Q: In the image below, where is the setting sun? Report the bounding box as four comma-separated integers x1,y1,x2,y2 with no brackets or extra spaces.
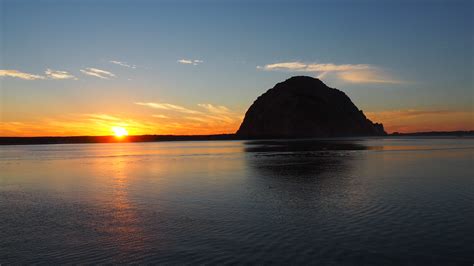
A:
112,126,128,137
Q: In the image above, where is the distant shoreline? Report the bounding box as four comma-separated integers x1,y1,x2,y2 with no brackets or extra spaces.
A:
0,131,473,145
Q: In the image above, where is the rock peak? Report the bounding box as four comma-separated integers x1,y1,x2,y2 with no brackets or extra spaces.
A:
275,76,328,90
282,75,325,83
237,76,386,138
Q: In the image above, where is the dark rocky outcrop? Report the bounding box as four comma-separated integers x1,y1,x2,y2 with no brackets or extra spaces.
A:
236,76,386,138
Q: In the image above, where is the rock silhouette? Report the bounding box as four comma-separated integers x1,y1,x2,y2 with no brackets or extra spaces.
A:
237,76,386,138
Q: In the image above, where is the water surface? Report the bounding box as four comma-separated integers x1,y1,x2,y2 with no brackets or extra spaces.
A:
1,138,473,264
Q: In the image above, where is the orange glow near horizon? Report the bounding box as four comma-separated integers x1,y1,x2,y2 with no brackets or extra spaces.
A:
365,109,474,133
0,109,472,137
0,112,243,137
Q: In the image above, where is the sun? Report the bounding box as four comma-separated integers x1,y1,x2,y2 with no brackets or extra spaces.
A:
112,126,128,138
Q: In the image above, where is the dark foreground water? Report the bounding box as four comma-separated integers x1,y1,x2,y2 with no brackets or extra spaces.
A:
0,138,473,264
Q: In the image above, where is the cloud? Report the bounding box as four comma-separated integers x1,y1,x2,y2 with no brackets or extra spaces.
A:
80,68,115,79
110,60,137,69
134,101,244,134
258,62,371,72
137,102,237,117
177,59,193,64
177,59,203,65
86,114,122,121
257,61,402,84
0,69,45,80
45,69,77,80
1,69,78,80
184,116,209,123
337,70,402,84
135,102,202,114
152,114,169,119
198,103,230,114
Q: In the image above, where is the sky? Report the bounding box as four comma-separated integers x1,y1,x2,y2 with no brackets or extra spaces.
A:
0,0,472,136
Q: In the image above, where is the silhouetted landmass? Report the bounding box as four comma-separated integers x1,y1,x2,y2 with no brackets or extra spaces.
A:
237,76,386,138
0,134,236,145
0,131,473,145
391,131,474,137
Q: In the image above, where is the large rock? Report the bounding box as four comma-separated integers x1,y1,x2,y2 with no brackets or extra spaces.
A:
236,76,386,138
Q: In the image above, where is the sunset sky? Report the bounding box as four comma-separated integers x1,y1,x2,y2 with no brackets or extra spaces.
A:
1,0,472,136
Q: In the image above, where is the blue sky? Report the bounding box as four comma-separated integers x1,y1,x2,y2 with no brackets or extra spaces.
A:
0,0,472,135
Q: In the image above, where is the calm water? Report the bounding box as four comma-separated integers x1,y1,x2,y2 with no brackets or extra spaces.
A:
0,138,473,264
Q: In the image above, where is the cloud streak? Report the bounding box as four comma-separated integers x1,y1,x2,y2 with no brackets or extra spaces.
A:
152,114,169,119
45,69,77,80
135,102,202,114
337,70,402,84
0,70,45,80
177,59,203,65
257,61,402,84
110,60,137,69
80,68,115,79
1,69,78,80
258,62,371,72
198,103,230,114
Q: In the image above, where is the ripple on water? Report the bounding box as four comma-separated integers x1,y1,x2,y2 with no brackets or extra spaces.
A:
1,139,473,264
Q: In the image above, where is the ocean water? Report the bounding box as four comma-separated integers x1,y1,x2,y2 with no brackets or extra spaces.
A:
0,138,473,264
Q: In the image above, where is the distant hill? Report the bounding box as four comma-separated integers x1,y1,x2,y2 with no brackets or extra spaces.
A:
390,131,474,137
237,76,386,138
0,134,236,145
1,131,472,145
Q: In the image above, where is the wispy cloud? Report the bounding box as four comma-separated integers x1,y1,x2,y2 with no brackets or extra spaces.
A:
258,62,371,72
45,69,77,80
0,70,45,80
198,103,230,114
177,59,193,64
86,114,122,121
135,101,244,134
110,60,137,69
338,70,402,84
177,59,203,66
1,69,79,80
135,102,202,114
257,61,403,84
80,68,115,79
152,114,169,119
